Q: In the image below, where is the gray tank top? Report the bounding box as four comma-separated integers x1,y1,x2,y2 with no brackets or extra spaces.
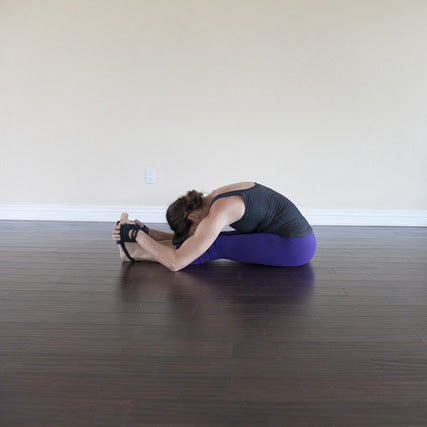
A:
210,183,312,239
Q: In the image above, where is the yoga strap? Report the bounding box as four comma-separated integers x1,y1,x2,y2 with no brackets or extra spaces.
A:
120,242,136,262
116,221,139,262
115,221,148,263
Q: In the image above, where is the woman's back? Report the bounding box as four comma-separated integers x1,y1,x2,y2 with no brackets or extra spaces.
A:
210,183,312,239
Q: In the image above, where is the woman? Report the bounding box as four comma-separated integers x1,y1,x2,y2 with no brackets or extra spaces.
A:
112,182,316,271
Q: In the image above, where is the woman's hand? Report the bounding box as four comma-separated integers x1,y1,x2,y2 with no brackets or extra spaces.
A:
112,223,121,243
134,219,145,229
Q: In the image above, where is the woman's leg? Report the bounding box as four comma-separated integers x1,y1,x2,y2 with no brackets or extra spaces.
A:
187,232,317,267
116,220,316,266
118,240,175,262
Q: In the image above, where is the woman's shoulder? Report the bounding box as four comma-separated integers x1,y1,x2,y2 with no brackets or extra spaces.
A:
205,182,256,222
209,182,256,199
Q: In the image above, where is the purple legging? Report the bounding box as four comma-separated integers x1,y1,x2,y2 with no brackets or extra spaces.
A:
181,231,316,267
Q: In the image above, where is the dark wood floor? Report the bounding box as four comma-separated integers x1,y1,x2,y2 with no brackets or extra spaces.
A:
0,221,426,426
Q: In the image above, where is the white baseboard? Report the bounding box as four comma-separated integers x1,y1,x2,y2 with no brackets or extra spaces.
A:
302,209,427,227
0,205,167,223
0,205,426,227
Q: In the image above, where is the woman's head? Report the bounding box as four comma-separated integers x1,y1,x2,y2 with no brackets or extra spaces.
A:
166,190,205,245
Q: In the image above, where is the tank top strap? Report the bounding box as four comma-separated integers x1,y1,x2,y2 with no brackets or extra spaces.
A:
209,190,242,207
209,183,259,207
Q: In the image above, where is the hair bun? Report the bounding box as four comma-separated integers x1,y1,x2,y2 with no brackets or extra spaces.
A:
185,190,203,212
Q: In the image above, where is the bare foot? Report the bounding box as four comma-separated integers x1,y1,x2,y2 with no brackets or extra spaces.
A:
120,213,129,223
113,213,139,262
112,213,135,244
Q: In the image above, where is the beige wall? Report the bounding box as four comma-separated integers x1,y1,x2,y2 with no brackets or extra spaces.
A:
1,0,426,210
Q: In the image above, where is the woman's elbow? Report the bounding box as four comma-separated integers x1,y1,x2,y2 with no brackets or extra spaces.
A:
165,258,188,272
166,263,179,272
166,263,186,272
165,250,192,271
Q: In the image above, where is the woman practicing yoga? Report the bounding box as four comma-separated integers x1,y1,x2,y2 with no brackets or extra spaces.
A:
112,182,316,271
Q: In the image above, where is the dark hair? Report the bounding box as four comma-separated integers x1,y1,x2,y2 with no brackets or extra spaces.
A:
166,190,204,245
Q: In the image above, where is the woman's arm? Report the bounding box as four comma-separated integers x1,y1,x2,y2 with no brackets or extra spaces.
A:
135,203,233,271
134,220,174,241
